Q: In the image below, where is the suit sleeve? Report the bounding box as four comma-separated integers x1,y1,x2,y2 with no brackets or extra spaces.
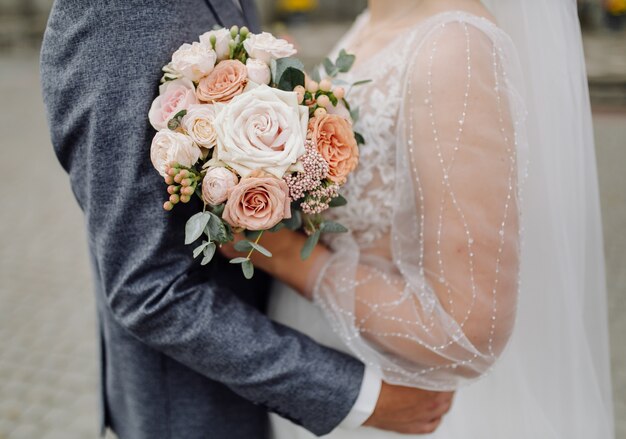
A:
39,1,363,435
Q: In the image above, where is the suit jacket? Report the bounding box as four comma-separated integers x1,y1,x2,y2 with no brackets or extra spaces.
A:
40,1,364,438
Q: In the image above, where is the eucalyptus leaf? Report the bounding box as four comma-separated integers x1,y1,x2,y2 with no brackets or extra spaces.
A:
310,68,321,83
283,210,302,230
207,213,230,244
321,221,348,234
193,241,210,258
234,240,253,252
336,49,356,73
250,242,272,258
201,243,217,265
229,257,249,264
273,57,305,85
211,203,225,216
268,222,285,233
329,194,348,208
323,58,338,77
185,212,212,245
354,132,365,145
242,260,254,279
301,230,321,260
351,79,373,87
350,107,360,124
277,67,305,92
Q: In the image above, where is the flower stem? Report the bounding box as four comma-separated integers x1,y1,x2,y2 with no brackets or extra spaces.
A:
246,230,264,260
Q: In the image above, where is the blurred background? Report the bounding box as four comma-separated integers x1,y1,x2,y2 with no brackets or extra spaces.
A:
0,0,624,438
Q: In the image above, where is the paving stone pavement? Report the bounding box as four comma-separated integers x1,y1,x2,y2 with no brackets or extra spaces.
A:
0,39,625,439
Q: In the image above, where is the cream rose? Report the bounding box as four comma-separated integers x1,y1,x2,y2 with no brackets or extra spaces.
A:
246,58,271,85
199,28,232,60
201,167,238,205
243,32,297,64
182,104,219,148
150,130,202,177
148,78,198,131
222,176,291,230
171,42,217,82
308,114,359,184
196,60,248,103
214,84,307,178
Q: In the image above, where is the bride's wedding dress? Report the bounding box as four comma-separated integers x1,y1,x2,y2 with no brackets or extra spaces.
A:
270,6,614,439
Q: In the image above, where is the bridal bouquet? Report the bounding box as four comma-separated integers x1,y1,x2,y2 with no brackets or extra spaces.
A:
148,26,366,278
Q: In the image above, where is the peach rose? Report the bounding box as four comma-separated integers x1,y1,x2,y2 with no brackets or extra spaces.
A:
196,60,248,103
222,176,291,231
308,114,359,184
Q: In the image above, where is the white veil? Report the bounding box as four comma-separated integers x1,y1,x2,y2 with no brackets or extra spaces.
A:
475,0,615,436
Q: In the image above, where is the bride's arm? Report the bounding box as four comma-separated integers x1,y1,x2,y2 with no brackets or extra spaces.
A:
227,20,521,389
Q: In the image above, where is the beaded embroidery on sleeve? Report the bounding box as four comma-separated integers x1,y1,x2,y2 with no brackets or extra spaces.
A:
313,12,524,390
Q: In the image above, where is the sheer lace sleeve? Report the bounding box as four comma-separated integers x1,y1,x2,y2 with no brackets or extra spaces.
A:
313,16,524,390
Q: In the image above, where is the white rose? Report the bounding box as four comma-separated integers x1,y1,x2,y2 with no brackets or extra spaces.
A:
182,104,219,148
214,84,307,178
171,42,217,82
199,28,232,61
150,130,202,177
243,32,297,64
202,167,239,205
246,58,271,85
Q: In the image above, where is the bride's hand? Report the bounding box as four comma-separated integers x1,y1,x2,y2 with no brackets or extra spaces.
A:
219,228,331,299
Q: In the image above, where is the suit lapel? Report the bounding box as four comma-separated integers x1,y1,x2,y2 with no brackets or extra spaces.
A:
205,0,245,28
239,0,261,32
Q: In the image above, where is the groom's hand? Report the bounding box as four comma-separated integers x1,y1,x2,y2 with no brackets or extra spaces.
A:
364,382,454,435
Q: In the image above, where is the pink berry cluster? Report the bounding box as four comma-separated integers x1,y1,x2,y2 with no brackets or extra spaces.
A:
162,163,200,211
284,139,329,201
300,183,340,215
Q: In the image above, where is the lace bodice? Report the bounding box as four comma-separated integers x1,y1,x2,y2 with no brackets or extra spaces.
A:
313,11,526,390
324,12,409,247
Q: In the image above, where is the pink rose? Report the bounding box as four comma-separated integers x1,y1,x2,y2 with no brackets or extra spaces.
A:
148,78,198,131
222,176,291,231
196,60,248,104
202,167,238,205
308,114,359,184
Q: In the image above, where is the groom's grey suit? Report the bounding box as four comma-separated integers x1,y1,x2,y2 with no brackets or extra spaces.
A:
40,1,364,438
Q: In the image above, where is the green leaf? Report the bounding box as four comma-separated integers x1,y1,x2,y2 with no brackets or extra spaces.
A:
193,241,210,258
269,222,285,233
283,209,302,230
185,212,212,245
273,57,305,85
350,107,360,124
242,260,254,279
351,79,373,87
310,68,321,83
249,242,272,258
234,240,253,252
329,194,348,208
167,109,188,131
323,58,338,77
211,203,225,216
328,93,338,106
301,230,321,260
336,49,356,73
207,213,230,244
277,67,305,92
354,132,365,145
321,221,348,233
201,243,216,265
229,257,249,264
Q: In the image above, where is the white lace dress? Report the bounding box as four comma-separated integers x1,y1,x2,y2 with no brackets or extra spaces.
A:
269,10,530,438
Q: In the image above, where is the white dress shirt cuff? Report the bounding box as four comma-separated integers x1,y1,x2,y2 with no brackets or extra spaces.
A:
338,366,382,429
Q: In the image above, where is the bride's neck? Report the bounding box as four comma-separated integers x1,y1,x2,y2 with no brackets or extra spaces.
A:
368,0,426,24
